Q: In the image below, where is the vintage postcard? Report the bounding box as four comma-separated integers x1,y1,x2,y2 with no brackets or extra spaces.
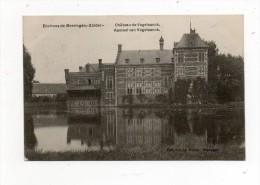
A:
23,15,244,160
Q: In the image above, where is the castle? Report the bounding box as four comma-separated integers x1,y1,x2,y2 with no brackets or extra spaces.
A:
64,27,208,107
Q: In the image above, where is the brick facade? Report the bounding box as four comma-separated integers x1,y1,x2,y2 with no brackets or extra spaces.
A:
115,64,174,105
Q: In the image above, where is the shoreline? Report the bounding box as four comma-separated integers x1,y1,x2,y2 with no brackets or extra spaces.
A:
24,101,244,109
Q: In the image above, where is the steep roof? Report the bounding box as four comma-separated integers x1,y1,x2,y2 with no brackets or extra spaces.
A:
80,63,100,72
175,33,208,48
89,64,99,71
32,83,67,94
117,50,174,65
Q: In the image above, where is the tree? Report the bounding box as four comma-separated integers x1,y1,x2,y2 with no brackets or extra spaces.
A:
193,77,208,103
214,54,244,103
204,40,244,103
174,79,191,104
24,114,37,150
205,40,219,96
23,45,35,102
204,40,219,58
155,94,168,104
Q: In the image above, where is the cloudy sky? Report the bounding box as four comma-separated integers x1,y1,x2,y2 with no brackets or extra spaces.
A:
23,15,243,83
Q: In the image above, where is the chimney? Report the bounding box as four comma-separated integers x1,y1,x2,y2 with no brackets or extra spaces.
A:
118,44,122,52
64,69,69,75
79,66,82,71
85,64,90,72
159,36,164,50
64,69,69,83
98,59,102,69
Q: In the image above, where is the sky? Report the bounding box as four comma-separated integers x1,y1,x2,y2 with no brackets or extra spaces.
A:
23,15,243,83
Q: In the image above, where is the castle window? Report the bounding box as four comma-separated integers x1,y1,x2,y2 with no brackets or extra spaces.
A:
127,88,133,94
106,92,114,99
126,82,134,94
106,76,113,89
95,78,100,85
154,88,161,94
140,58,145,63
87,78,91,85
90,77,95,85
178,53,184,63
133,81,164,95
199,53,205,62
171,58,174,63
198,66,205,75
177,67,184,76
144,82,152,94
136,82,142,94
125,59,129,63
156,58,160,63
136,88,142,94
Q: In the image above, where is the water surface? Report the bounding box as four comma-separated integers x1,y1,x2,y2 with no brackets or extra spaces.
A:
24,106,245,159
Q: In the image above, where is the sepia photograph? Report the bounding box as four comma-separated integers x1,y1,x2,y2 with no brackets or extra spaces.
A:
23,15,245,161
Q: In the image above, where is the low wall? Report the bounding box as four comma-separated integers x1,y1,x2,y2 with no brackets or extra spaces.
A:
117,94,170,106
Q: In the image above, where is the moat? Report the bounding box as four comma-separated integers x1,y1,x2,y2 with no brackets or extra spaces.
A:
24,106,245,160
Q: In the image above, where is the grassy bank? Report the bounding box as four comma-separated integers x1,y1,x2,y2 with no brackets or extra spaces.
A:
118,103,229,109
25,146,245,161
24,102,67,113
25,102,66,108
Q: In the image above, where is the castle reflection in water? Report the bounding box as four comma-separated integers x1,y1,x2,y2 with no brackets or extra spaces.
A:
58,107,244,151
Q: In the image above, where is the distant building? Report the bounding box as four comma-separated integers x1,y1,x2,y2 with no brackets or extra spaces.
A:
64,26,208,107
32,83,67,97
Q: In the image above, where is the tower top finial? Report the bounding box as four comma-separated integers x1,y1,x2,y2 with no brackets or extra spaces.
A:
189,17,196,34
190,17,192,32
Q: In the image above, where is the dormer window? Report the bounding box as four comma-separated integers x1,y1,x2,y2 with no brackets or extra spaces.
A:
188,40,194,47
156,58,160,63
140,58,145,63
125,58,129,63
